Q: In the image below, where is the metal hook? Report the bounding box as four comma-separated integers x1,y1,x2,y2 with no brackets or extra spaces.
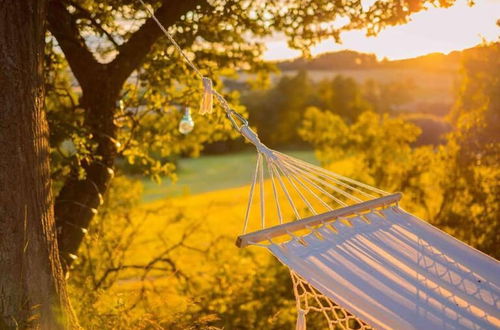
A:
226,109,248,131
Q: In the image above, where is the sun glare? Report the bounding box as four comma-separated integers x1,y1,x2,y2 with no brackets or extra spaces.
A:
264,0,500,61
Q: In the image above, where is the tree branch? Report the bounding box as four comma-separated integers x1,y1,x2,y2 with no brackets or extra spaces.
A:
68,0,120,48
109,0,206,85
47,0,103,89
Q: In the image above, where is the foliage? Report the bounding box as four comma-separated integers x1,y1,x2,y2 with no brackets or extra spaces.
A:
300,108,422,189
362,78,415,114
69,176,301,329
243,70,315,146
315,75,373,121
432,43,500,256
299,43,500,258
45,0,456,187
45,54,243,185
45,45,94,188
68,176,151,328
244,71,416,147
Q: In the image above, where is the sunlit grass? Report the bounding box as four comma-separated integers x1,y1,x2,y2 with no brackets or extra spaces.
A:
140,150,318,202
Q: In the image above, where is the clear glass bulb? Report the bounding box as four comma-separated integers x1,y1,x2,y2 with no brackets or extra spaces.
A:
179,107,194,134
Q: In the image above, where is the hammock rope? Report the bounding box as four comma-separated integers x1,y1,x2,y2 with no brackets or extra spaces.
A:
139,3,500,329
239,141,391,234
138,0,203,79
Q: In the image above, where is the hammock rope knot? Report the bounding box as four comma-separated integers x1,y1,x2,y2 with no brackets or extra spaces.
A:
240,125,277,161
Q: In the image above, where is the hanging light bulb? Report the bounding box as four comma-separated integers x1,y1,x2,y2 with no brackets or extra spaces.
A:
178,107,194,134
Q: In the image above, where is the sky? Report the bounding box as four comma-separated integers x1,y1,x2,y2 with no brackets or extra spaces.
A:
263,0,500,61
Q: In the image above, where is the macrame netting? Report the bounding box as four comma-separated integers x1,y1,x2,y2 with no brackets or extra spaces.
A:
291,271,371,330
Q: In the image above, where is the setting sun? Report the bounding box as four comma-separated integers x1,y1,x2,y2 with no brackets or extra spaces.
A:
264,0,500,61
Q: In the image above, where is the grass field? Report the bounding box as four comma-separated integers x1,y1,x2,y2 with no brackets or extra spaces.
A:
141,150,318,202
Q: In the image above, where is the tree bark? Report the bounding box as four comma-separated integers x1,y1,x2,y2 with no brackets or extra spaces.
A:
0,0,78,328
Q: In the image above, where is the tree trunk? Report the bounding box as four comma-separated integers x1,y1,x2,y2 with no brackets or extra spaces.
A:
46,0,203,271
55,70,118,270
0,1,78,328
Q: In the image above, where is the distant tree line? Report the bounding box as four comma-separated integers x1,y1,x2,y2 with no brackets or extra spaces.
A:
240,70,419,148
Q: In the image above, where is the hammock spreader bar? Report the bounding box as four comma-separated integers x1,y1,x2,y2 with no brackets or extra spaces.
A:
236,192,402,248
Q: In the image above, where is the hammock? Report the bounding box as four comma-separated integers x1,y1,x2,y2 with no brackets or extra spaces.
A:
274,208,500,330
138,4,500,328
235,128,500,330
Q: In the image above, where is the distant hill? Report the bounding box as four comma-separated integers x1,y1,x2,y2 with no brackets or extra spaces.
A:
276,45,492,72
278,50,379,71
382,51,462,72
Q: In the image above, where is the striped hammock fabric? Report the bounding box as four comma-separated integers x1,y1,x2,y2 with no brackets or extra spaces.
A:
267,206,500,330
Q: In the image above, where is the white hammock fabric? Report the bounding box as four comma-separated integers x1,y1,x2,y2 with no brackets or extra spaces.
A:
268,207,500,330
233,127,500,330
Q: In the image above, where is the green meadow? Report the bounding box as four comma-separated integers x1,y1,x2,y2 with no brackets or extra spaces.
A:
140,150,318,202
